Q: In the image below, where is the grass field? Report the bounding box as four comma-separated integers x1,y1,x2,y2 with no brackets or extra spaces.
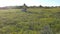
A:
0,8,60,34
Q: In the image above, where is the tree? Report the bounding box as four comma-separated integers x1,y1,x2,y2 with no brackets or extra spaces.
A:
23,3,28,8
39,5,43,8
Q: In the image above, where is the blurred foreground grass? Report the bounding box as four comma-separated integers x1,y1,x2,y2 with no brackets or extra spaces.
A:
0,8,60,34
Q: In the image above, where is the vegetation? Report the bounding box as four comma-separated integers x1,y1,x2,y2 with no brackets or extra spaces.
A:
0,8,60,34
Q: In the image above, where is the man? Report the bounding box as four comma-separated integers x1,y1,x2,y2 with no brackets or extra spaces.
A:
22,3,27,12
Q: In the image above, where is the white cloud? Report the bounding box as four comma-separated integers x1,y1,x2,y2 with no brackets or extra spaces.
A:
0,0,40,7
0,0,60,7
0,0,22,7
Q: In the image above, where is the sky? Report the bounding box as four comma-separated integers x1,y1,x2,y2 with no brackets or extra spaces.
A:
0,0,60,7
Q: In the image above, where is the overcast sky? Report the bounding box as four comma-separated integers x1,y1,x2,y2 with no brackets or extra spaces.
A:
0,0,60,7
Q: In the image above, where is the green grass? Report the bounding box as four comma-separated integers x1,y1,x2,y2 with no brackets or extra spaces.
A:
0,8,60,34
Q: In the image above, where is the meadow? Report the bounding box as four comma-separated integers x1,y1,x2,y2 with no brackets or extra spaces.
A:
0,8,60,34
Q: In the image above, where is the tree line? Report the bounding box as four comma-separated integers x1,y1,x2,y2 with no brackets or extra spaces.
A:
0,4,60,9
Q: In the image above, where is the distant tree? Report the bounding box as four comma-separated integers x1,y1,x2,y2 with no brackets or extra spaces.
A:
44,6,50,9
32,6,37,8
23,3,28,8
39,5,43,8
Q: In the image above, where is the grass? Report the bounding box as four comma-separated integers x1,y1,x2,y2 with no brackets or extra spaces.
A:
0,8,60,34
